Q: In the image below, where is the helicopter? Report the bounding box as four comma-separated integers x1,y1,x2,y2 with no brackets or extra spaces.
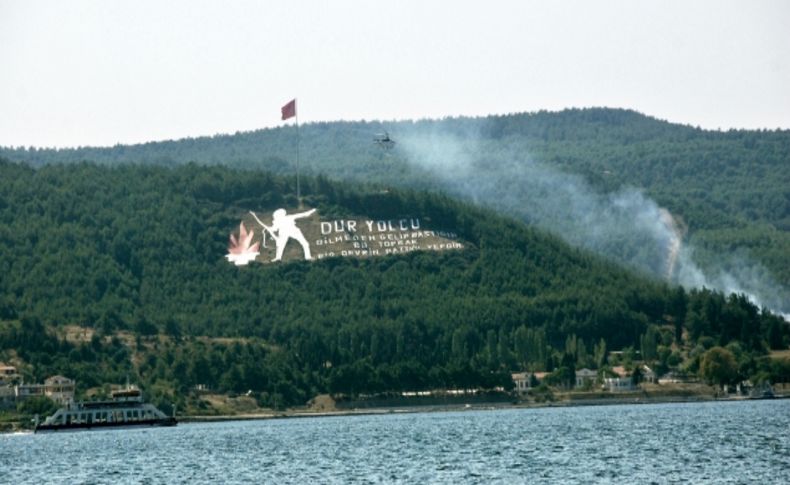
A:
373,131,395,149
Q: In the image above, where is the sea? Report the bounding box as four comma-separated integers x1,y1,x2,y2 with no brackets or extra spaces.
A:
2,399,789,484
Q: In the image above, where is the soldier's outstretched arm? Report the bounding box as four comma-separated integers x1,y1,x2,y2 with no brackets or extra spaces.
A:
293,208,317,219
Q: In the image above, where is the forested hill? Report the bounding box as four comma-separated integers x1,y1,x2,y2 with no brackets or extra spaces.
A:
1,160,787,409
2,108,787,231
2,108,788,303
0,160,658,343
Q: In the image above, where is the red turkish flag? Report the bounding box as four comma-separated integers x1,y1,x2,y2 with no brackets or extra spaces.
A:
281,99,296,120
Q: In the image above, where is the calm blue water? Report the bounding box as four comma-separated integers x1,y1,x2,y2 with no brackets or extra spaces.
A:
2,400,789,484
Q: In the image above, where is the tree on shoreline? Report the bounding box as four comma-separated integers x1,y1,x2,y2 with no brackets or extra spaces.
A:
700,347,738,390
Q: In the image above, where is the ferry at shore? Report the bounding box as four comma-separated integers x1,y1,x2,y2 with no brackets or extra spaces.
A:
34,386,176,433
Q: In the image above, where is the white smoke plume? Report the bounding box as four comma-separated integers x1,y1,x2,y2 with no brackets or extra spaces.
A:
396,129,789,319
659,208,682,280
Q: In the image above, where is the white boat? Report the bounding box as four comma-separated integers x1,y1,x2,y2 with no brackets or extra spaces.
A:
34,386,176,433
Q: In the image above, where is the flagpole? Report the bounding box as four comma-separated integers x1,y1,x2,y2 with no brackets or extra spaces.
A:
295,100,301,208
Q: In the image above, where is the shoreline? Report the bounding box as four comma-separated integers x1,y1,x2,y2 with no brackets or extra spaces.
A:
177,392,787,425
3,392,786,434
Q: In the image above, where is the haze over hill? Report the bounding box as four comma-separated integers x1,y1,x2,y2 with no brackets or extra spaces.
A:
3,108,787,316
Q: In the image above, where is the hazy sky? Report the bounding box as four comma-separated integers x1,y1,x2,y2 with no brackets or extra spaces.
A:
1,0,788,147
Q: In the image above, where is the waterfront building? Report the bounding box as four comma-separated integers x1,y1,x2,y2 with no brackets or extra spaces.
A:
575,368,597,388
14,375,76,405
512,372,532,393
603,377,635,392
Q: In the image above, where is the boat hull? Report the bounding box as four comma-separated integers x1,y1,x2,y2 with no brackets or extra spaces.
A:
35,417,177,433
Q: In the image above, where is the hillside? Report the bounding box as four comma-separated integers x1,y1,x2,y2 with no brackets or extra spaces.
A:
2,108,787,313
1,160,787,412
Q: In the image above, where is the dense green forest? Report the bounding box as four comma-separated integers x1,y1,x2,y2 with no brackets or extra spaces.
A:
2,108,787,311
1,160,787,410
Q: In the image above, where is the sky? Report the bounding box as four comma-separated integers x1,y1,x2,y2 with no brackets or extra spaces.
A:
1,0,789,148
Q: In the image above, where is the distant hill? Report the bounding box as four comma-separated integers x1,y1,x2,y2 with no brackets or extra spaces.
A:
2,108,787,311
2,160,786,409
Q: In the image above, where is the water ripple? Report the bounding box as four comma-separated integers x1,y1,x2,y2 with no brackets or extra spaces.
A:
2,400,790,483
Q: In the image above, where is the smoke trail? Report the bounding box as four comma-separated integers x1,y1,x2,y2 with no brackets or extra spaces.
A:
658,208,682,280
397,129,789,318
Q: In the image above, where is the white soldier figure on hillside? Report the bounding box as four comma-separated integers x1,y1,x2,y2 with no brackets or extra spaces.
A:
250,208,316,262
